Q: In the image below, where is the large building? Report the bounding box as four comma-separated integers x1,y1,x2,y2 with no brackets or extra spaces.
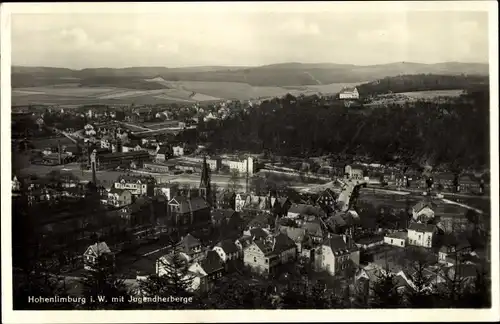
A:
93,150,151,170
339,87,360,100
114,175,156,196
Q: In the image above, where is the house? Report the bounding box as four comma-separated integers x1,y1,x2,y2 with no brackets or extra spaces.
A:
457,174,481,193
318,234,360,277
355,234,385,250
187,250,225,292
213,239,242,263
114,175,156,196
316,188,338,210
243,195,273,212
243,233,297,276
344,165,364,180
287,203,324,219
107,188,133,208
172,145,185,157
179,233,204,261
12,175,21,192
384,231,408,248
301,220,324,244
155,146,171,162
278,225,307,252
83,242,115,271
100,135,112,149
339,87,360,100
211,209,236,227
234,193,248,212
244,227,271,241
412,200,436,222
216,191,236,210
408,223,436,248
167,196,211,229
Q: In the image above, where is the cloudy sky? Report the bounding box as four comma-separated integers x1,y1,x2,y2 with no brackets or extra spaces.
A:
11,6,489,69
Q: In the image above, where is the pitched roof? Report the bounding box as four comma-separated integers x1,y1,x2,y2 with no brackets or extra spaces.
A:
87,242,111,256
408,222,435,233
278,225,306,243
248,212,271,228
108,187,130,195
288,203,324,217
216,239,240,254
302,221,323,237
180,233,201,251
385,231,408,240
237,235,253,249
254,240,274,256
413,200,437,213
157,146,170,155
340,87,358,93
249,227,270,241
170,196,209,213
211,209,236,222
356,234,384,245
200,251,224,274
324,234,358,253
276,197,290,207
273,233,297,253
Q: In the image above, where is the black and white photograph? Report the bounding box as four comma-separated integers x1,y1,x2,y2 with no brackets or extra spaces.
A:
1,1,498,323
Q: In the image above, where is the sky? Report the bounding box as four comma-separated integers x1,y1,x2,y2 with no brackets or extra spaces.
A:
11,7,489,69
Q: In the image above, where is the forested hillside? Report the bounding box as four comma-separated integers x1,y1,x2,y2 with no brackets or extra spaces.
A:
357,74,489,97
203,88,489,171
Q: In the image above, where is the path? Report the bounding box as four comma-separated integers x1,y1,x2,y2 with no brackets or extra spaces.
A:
304,71,322,85
441,198,484,214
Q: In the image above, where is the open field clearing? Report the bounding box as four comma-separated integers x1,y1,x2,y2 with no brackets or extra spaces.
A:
96,89,168,99
12,86,119,97
397,89,464,99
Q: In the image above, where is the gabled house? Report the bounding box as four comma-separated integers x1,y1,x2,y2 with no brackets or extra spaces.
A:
287,203,325,219
83,241,115,271
317,234,360,277
412,200,437,222
213,239,242,263
316,188,338,210
114,175,156,196
278,225,307,252
216,191,236,210
408,223,436,248
107,188,133,208
244,227,271,241
243,233,297,276
187,250,225,292
271,197,292,217
246,212,273,232
12,175,21,192
179,233,204,262
339,87,360,100
234,193,248,212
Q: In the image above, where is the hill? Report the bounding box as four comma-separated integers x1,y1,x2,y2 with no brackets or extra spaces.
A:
12,62,488,88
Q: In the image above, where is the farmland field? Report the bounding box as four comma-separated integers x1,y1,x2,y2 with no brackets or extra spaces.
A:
12,78,365,106
397,89,464,99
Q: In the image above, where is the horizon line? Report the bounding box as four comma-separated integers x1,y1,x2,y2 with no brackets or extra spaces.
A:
12,61,490,71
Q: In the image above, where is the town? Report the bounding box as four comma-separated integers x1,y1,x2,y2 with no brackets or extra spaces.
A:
11,83,491,309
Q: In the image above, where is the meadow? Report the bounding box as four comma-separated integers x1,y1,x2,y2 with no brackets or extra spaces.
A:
397,89,464,99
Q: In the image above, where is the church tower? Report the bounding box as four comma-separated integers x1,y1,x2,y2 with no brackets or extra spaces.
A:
199,155,212,206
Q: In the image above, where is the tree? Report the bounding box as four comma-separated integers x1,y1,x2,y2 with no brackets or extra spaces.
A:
139,243,196,309
370,271,401,308
78,256,132,310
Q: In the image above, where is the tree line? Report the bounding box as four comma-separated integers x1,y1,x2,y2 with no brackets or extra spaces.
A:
203,87,489,171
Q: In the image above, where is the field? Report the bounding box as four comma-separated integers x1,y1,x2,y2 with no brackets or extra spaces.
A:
12,78,363,106
397,89,464,99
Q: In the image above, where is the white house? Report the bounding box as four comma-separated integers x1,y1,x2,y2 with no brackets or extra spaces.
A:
234,193,248,212
172,146,185,157
221,157,254,175
408,223,435,248
318,234,360,276
213,239,242,262
12,175,21,192
114,175,152,196
339,87,360,100
107,188,132,208
384,231,408,248
412,201,436,222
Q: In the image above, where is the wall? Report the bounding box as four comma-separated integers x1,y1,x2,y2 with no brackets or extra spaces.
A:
408,230,433,248
384,236,406,248
320,245,336,276
243,243,269,274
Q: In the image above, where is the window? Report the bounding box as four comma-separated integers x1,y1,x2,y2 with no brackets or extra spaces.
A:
265,259,268,264
391,239,393,244
401,241,403,246
254,257,257,262
418,235,421,240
